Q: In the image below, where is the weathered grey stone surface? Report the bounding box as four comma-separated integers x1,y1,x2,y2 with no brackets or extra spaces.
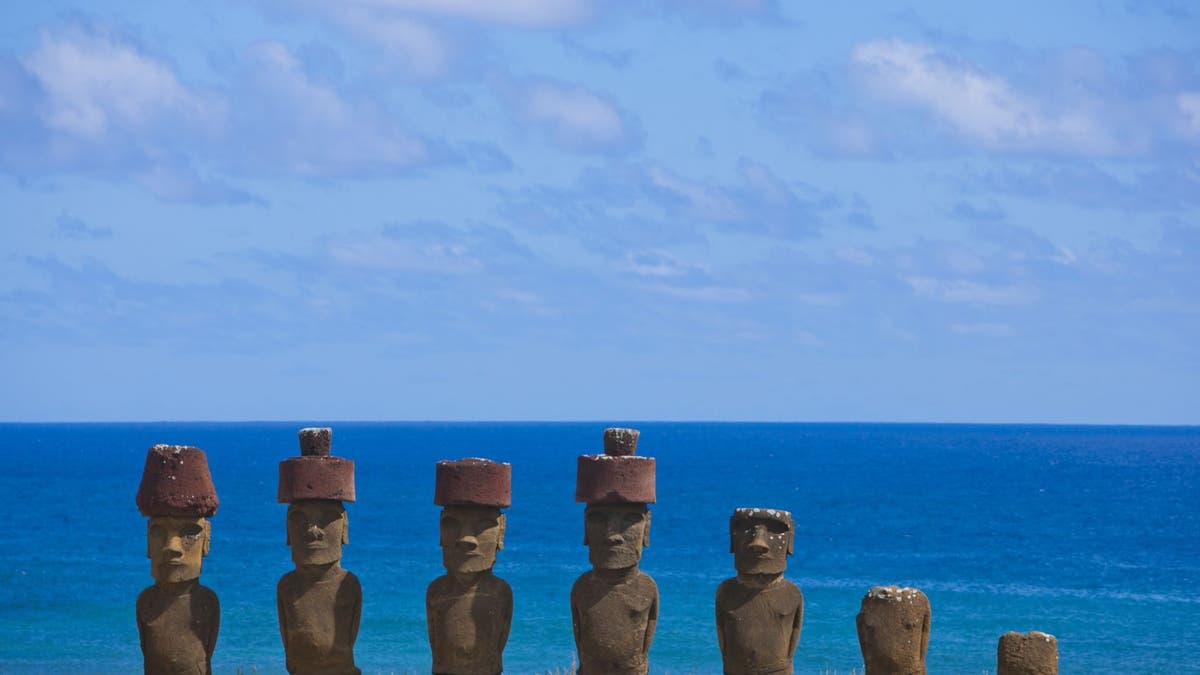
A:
856,585,930,675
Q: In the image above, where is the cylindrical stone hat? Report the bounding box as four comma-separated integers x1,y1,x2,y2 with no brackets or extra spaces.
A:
278,427,356,503
575,427,656,504
434,458,511,508
136,444,219,517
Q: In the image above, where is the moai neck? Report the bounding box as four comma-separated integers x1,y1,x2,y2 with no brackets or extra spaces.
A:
594,564,641,585
297,559,342,583
735,572,783,588
155,578,200,596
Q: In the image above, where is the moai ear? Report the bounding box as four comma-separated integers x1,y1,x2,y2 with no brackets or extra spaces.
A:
146,521,153,559
340,510,349,545
786,527,794,556
202,519,212,557
582,510,590,547
642,510,651,548
496,513,507,551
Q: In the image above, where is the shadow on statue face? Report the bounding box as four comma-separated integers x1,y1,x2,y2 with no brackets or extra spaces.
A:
730,513,792,575
439,505,505,574
287,499,347,567
147,516,210,584
584,503,650,570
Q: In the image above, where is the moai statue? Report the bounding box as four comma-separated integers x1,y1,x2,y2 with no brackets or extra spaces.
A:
135,444,221,675
426,458,513,675
715,508,804,675
997,631,1058,675
856,586,931,675
276,427,361,675
570,427,658,675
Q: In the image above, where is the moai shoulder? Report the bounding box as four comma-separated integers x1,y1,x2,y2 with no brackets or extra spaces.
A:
426,457,514,675
570,428,659,675
716,507,803,675
276,427,361,675
997,631,1058,675
135,444,221,675
856,585,931,675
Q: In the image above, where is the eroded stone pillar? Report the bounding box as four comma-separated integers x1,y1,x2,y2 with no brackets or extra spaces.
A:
135,444,221,675
570,427,658,675
716,508,803,675
426,458,513,675
276,427,361,675
856,586,930,675
997,631,1058,675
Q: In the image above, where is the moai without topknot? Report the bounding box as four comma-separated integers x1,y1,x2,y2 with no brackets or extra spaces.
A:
570,427,658,675
426,458,514,675
135,444,221,675
856,586,931,675
715,508,804,675
276,427,361,675
997,631,1058,675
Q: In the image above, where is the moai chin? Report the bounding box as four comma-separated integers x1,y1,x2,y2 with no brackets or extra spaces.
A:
426,458,513,675
570,427,659,675
997,631,1058,675
715,508,804,675
135,444,221,675
856,586,931,675
276,427,361,675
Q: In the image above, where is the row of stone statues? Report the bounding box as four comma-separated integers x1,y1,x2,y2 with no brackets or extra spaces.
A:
134,427,1059,675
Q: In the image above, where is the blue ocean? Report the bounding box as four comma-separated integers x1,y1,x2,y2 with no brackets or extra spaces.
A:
1,423,1197,673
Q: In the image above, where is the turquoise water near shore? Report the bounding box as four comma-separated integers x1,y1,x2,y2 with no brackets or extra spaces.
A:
1,422,1197,673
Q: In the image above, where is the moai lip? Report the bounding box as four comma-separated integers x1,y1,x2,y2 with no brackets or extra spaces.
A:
427,458,513,675
856,586,931,675
570,428,659,675
997,631,1058,675
717,507,804,675
135,444,220,675
276,427,362,675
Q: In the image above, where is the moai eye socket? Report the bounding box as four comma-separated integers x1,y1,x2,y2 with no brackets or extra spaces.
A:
765,520,788,535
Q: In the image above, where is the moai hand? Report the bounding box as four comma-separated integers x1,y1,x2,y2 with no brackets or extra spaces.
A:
856,586,931,675
570,428,658,675
135,445,221,675
715,508,803,675
426,458,513,675
276,427,361,675
997,631,1058,675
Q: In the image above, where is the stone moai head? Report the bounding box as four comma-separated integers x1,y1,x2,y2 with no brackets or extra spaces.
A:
278,427,355,567
434,458,511,574
730,508,793,576
997,631,1058,675
136,445,219,585
856,586,931,675
575,428,655,570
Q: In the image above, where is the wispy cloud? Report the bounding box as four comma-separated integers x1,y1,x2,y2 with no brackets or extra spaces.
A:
501,78,640,153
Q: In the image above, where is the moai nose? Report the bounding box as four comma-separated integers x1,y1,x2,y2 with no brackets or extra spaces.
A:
306,524,323,540
748,525,770,553
164,535,185,556
456,536,479,551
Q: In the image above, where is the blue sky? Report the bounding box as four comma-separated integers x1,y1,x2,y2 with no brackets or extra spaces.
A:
2,1,1197,423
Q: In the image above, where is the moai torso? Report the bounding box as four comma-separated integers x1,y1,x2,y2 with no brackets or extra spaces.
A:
136,582,219,675
135,445,221,675
716,508,803,675
997,631,1058,675
427,460,514,675
277,428,360,675
571,428,658,675
856,586,931,675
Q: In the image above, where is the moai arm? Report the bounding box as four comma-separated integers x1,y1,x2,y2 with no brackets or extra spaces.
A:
498,581,514,657
788,596,802,661
715,590,726,657
206,593,221,664
348,573,362,649
277,580,290,655
570,583,583,655
426,582,440,659
643,585,658,659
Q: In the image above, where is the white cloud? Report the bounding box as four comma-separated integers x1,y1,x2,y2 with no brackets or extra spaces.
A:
518,80,632,151
850,39,1119,155
344,0,591,27
21,26,220,140
1179,92,1200,139
308,4,452,78
951,322,1015,338
906,276,1034,306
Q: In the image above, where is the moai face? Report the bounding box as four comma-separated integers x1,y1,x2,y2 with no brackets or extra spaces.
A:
440,505,506,574
730,508,793,576
147,516,210,584
856,587,931,674
287,499,348,567
584,503,650,570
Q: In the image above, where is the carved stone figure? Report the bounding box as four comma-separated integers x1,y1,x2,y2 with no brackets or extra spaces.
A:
426,458,513,675
135,444,221,675
570,428,658,675
277,427,361,675
715,508,803,675
997,631,1058,675
856,586,931,675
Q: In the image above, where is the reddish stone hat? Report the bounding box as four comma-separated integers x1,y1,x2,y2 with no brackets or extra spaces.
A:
278,427,356,503
575,427,656,504
434,458,511,508
136,445,219,517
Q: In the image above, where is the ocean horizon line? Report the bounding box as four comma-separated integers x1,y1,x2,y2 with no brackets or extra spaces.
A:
1,418,1198,429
